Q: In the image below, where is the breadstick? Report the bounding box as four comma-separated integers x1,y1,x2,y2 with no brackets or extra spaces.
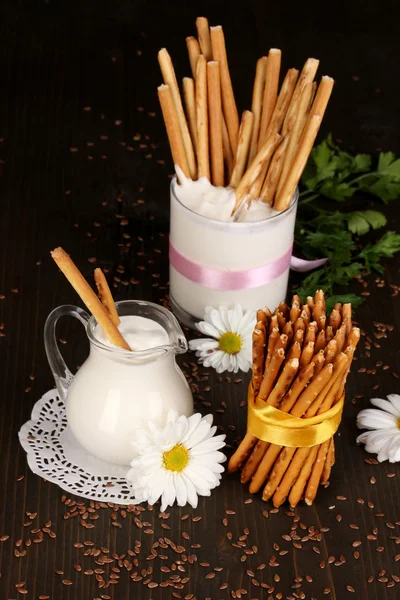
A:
288,445,319,507
321,438,334,485
324,339,337,364
328,308,341,331
274,114,322,211
228,432,258,473
158,84,190,179
252,324,266,396
305,322,317,345
306,75,334,127
196,17,212,61
248,56,268,165
241,440,269,483
210,26,239,153
264,358,299,408
291,363,333,417
265,68,299,139
222,116,234,179
183,77,197,153
258,49,281,149
260,136,289,204
279,361,315,413
262,446,297,501
300,341,315,368
315,329,326,352
230,111,254,187
195,55,210,180
51,248,130,351
249,444,283,493
304,440,330,505
158,49,197,179
342,304,352,336
232,133,281,213
186,36,200,79
278,82,314,196
265,326,280,369
312,349,325,375
258,348,285,402
94,268,120,327
282,58,319,135
207,61,224,186
272,447,311,507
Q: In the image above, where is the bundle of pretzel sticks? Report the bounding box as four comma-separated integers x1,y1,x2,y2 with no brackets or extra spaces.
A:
228,290,360,508
157,16,334,214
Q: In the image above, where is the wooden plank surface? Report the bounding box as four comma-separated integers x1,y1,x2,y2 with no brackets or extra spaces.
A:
0,1,399,598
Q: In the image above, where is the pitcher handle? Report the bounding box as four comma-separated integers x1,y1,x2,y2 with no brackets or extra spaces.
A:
44,305,90,401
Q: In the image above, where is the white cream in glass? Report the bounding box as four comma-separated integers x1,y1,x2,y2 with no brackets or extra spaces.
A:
169,175,298,326
44,300,193,465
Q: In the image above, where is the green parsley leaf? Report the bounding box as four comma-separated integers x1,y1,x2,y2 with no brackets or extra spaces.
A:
347,210,387,235
358,231,400,273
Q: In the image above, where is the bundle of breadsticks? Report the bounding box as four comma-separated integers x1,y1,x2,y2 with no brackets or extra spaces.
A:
228,290,360,508
50,247,129,350
157,16,334,213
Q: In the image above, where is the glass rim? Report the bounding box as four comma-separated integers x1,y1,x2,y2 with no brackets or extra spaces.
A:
86,299,174,358
170,175,298,229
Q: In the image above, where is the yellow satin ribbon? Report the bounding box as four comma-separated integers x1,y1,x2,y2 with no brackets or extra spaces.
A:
247,386,344,447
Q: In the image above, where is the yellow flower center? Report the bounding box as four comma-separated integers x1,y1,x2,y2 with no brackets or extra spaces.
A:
218,331,242,355
163,444,189,472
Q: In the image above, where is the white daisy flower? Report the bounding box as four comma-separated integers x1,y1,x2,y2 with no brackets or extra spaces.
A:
126,410,226,512
189,304,255,374
356,394,400,463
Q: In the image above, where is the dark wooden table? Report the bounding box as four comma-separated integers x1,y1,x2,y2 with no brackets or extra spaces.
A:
0,1,399,598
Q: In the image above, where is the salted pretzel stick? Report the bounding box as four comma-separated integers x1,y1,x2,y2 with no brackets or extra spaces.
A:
258,49,281,150
293,328,304,347
290,301,301,323
252,323,266,396
232,133,281,213
210,26,239,154
285,341,302,363
264,358,299,408
312,349,325,375
317,314,326,331
230,111,254,187
207,61,224,186
290,363,333,417
334,342,358,403
274,114,322,211
222,116,234,179
282,58,319,135
257,306,272,326
294,317,305,334
158,49,197,179
196,17,213,61
342,304,352,336
313,290,326,317
196,55,210,180
282,322,293,346
227,432,258,473
258,348,285,402
315,329,326,352
260,136,289,204
51,248,130,351
304,440,330,505
279,361,315,413
274,333,289,355
288,445,319,507
186,36,201,79
272,447,311,507
318,344,357,414
305,322,317,345
94,268,120,327
248,56,268,165
241,440,269,483
158,85,190,179
306,296,314,310
301,306,311,327
324,339,337,364
263,446,298,501
347,327,361,348
299,341,315,368
305,353,348,417
276,312,286,332
265,326,280,369
249,443,283,493
325,325,334,343
183,77,197,153
329,308,341,331
333,321,347,354
278,82,314,196
321,438,334,485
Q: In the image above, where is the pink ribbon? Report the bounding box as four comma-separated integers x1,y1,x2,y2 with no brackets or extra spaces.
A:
170,240,327,291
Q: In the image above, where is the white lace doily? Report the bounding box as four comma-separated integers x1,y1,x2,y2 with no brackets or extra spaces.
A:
18,389,136,504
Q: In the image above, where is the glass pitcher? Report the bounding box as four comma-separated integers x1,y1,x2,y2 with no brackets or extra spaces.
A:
44,300,194,465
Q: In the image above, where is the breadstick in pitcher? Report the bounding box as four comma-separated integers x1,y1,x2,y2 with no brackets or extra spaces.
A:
94,268,120,327
51,248,131,351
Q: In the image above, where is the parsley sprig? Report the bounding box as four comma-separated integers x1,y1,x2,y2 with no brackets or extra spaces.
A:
294,135,400,309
